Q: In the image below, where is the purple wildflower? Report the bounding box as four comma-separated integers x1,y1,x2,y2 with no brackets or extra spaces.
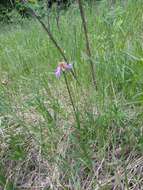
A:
55,62,73,78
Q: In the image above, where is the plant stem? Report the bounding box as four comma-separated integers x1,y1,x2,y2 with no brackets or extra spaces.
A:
63,73,80,128
77,0,96,88
32,11,68,62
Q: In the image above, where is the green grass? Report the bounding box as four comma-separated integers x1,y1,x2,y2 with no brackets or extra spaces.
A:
0,0,143,189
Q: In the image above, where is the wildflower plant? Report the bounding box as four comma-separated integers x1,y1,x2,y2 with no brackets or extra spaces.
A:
20,0,81,129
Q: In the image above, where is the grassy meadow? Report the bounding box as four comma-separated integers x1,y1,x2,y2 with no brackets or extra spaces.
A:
0,0,143,189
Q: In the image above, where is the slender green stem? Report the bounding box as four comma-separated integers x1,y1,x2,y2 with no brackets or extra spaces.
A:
63,73,80,128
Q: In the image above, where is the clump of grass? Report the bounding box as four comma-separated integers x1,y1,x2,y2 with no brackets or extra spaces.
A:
0,0,143,189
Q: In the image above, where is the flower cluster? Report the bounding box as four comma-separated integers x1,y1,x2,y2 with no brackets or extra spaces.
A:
55,62,72,78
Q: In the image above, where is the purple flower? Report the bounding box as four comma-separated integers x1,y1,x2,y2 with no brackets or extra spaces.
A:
55,62,73,78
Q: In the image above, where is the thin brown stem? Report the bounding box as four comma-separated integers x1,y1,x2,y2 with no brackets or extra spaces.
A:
77,0,96,88
32,11,68,62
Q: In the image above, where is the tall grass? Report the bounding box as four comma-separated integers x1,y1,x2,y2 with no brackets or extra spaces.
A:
0,0,143,189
